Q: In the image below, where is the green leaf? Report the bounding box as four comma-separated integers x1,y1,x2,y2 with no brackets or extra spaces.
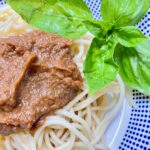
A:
5,0,93,38
114,40,150,95
84,38,118,94
83,20,112,38
101,0,149,27
113,26,147,47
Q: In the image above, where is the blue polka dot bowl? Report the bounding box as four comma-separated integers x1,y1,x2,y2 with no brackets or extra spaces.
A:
0,0,150,150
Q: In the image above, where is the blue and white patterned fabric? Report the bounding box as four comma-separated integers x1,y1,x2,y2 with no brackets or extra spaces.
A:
0,0,150,149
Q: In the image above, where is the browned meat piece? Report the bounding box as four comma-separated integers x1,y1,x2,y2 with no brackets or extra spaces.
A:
0,37,37,111
0,31,82,135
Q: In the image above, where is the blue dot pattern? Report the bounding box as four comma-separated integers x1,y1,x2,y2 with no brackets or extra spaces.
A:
84,0,102,20
119,90,150,150
137,10,150,37
1,0,150,150
0,0,5,5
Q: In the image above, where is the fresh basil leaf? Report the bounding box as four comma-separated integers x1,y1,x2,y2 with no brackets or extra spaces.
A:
84,38,118,94
5,0,93,38
83,20,112,38
114,40,150,95
101,0,149,27
113,26,147,47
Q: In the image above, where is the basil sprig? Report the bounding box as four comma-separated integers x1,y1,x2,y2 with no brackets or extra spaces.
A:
5,0,93,38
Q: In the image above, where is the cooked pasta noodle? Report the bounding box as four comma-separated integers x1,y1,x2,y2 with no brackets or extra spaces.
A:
0,6,32,37
0,6,125,150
